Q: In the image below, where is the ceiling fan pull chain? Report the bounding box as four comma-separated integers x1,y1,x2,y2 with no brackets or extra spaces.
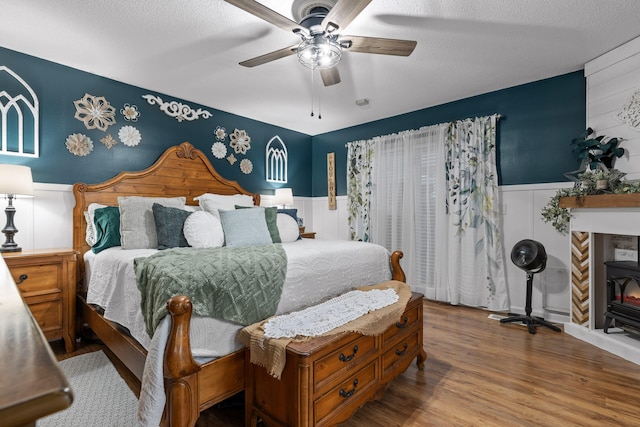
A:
318,82,322,119
310,66,315,117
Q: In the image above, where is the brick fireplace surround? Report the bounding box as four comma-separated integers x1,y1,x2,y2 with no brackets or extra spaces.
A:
560,194,640,365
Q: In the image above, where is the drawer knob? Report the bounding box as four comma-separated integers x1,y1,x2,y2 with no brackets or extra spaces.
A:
339,345,358,362
395,343,409,356
339,379,359,399
16,274,28,285
396,316,409,328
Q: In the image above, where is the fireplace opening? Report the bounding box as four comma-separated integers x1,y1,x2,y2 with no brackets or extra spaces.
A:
604,261,640,334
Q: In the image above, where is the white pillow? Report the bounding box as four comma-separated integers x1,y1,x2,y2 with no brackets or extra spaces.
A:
118,196,186,249
277,213,300,243
183,211,224,248
84,203,107,246
195,193,254,218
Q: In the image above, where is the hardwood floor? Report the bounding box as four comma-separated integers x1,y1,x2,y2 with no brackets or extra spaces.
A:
53,299,640,426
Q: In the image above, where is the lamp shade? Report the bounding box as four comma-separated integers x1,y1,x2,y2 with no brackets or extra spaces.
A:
274,188,294,206
0,165,34,196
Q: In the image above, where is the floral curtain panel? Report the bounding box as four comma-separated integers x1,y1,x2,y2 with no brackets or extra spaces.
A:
444,115,508,310
346,139,375,241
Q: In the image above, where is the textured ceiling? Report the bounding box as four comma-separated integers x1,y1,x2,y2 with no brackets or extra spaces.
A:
2,0,640,135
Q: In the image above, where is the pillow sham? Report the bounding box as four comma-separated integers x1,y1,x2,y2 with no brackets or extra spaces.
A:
236,205,280,243
152,203,193,250
118,196,186,249
277,208,298,223
92,206,121,253
195,193,254,218
84,203,107,246
183,211,225,248
277,213,300,243
219,207,272,247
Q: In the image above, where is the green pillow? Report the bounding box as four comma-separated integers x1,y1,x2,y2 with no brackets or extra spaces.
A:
235,205,281,243
152,203,193,250
92,206,121,253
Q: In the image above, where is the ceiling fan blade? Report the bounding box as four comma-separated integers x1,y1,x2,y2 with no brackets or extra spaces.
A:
320,67,341,86
239,45,298,67
225,0,306,34
322,0,372,32
341,35,417,56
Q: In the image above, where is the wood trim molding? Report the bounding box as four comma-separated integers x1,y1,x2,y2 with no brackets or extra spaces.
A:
559,194,640,209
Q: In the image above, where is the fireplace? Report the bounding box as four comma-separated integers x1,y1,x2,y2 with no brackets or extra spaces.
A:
604,261,640,334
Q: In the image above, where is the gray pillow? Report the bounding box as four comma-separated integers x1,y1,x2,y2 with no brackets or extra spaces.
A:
118,196,186,249
219,207,273,247
152,203,192,250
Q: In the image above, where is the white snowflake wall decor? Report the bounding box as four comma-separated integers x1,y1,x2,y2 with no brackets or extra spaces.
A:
118,125,142,147
100,134,117,149
73,93,116,131
229,128,251,154
240,158,253,174
215,126,227,141
616,89,640,131
211,141,227,159
142,94,212,122
121,103,140,122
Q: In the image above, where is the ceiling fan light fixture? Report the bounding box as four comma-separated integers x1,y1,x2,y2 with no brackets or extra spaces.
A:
297,37,341,70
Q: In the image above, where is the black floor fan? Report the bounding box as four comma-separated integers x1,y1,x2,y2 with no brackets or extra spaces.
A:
500,239,561,334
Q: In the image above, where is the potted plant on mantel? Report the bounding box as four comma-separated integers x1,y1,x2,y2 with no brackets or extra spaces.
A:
540,128,640,234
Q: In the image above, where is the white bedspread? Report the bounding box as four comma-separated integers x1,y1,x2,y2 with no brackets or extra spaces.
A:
83,239,393,427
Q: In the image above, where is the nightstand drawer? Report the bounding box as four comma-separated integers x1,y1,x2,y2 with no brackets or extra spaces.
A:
10,264,60,295
24,296,63,335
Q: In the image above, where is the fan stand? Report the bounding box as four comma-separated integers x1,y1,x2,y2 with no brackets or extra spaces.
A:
500,272,562,334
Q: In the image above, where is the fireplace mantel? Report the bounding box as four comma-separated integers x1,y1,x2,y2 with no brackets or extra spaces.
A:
560,194,640,209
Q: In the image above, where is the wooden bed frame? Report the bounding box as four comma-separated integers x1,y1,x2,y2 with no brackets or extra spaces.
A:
72,142,407,427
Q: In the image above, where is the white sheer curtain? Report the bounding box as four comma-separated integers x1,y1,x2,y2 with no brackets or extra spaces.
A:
369,124,448,294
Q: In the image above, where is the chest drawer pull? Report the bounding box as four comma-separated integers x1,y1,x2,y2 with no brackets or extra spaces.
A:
339,379,358,399
339,345,358,362
395,343,409,356
396,316,408,328
16,274,28,285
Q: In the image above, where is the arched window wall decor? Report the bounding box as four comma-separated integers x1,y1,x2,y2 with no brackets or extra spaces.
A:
266,135,288,183
0,66,39,157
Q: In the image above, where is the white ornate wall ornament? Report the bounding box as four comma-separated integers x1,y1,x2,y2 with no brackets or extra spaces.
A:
240,158,253,174
214,126,227,141
0,66,39,157
73,93,116,131
616,89,640,131
118,125,142,147
100,134,117,149
142,94,212,122
227,153,237,165
65,133,93,156
266,135,288,183
121,103,140,122
229,128,251,154
211,141,227,159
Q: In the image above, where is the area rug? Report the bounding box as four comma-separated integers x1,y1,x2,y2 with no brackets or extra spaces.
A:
39,350,138,427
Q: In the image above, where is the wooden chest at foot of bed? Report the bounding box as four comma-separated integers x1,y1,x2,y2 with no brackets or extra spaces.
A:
245,292,426,427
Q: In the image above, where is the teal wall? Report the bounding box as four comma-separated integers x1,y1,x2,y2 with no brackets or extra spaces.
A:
1,45,585,199
0,47,313,196
311,71,586,196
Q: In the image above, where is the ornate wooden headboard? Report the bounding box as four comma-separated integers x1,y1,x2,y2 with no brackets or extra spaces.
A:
72,142,260,273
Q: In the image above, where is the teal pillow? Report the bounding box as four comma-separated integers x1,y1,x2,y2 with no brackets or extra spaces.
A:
92,206,121,253
219,208,273,247
152,203,192,250
236,205,280,243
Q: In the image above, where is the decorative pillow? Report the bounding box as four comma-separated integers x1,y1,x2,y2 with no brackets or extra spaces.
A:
92,206,121,253
277,213,300,243
183,211,225,248
84,203,107,246
219,208,272,247
195,193,254,218
152,203,193,250
236,205,280,243
118,196,186,249
277,208,298,223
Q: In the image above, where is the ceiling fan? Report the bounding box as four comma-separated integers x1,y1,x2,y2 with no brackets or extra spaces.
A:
224,0,417,86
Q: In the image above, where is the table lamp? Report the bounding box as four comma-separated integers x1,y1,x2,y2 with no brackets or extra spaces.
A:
0,164,34,252
274,188,293,208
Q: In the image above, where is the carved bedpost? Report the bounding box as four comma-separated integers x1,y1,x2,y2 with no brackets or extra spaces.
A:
162,296,201,427
390,250,406,282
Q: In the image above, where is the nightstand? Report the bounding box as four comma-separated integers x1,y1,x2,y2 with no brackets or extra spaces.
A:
2,248,77,352
299,226,316,239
